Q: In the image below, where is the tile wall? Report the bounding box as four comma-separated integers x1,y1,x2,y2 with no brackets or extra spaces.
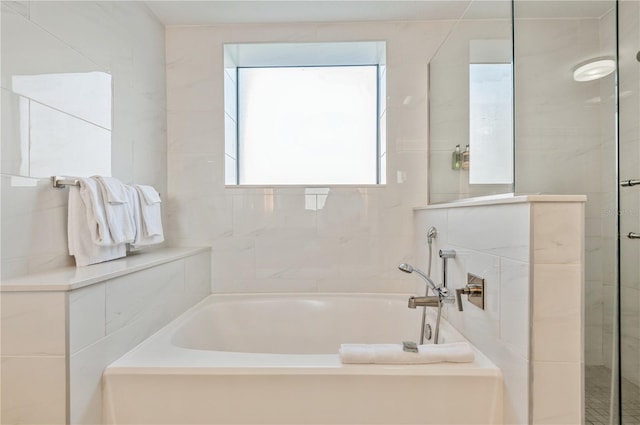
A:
166,20,456,293
0,1,167,278
0,248,211,425
415,197,584,425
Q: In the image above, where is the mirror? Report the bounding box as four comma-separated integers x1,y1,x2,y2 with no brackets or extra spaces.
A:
2,71,112,178
428,0,513,204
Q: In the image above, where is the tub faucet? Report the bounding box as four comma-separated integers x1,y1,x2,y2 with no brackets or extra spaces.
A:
398,263,454,344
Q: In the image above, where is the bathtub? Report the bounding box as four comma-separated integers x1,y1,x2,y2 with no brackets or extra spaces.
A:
103,293,502,424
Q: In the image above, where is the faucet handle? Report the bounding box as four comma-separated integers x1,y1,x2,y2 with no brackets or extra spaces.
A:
455,274,485,312
455,288,465,311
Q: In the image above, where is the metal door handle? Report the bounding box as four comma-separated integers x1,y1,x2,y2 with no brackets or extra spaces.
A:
620,180,640,187
627,232,640,239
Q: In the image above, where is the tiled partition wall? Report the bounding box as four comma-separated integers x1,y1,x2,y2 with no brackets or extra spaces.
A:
414,196,584,425
0,1,167,279
0,248,211,425
166,20,456,293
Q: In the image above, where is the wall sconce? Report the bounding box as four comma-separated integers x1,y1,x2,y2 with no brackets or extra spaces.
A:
573,57,615,82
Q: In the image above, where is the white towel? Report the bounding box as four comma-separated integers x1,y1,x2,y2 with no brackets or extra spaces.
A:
77,177,113,246
133,184,163,237
136,184,161,205
339,342,475,364
92,176,135,244
68,185,126,266
129,185,164,248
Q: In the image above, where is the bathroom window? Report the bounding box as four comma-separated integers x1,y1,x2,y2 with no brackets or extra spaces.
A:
224,42,386,186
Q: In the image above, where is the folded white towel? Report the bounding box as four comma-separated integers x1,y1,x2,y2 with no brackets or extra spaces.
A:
133,184,163,237
68,185,126,266
92,176,135,244
129,185,164,248
339,342,475,364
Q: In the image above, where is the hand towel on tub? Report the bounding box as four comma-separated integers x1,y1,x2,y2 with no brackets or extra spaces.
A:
68,182,126,266
92,176,135,244
339,342,475,364
129,184,164,248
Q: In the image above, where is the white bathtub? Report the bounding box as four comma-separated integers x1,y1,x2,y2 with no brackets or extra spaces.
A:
103,293,503,424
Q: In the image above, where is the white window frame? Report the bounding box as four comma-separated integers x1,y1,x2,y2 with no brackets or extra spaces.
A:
223,41,387,186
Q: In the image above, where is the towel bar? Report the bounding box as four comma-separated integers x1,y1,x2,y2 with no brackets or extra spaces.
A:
52,176,80,188
51,176,161,198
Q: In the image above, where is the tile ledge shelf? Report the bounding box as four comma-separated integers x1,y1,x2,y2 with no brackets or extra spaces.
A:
417,193,587,210
0,247,211,292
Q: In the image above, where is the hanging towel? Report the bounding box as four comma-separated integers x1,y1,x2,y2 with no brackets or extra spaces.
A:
129,185,164,248
133,184,163,238
77,177,113,246
338,342,475,364
68,184,126,266
92,176,135,244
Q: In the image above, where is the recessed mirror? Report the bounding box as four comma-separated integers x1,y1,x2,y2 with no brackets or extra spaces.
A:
428,0,513,204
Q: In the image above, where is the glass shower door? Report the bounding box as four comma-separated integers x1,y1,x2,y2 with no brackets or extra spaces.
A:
617,1,640,424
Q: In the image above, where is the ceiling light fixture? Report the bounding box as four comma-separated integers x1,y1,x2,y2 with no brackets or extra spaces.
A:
573,58,616,82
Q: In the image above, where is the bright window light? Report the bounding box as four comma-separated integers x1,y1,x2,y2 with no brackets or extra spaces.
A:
237,66,379,185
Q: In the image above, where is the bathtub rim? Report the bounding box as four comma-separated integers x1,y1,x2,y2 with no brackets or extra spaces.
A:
105,292,502,378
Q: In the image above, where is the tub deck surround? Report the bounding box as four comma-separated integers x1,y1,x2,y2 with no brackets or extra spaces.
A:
0,246,209,292
417,193,588,210
0,247,212,425
103,293,503,425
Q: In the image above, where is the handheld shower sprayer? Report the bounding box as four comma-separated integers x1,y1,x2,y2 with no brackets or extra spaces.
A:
398,263,439,292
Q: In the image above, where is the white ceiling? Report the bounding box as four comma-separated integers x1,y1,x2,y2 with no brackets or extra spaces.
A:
145,1,472,26
145,0,615,27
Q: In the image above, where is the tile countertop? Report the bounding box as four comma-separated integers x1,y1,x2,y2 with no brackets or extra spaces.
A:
417,193,587,210
0,247,210,292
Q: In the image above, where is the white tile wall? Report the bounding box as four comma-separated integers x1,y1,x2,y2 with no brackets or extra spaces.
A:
0,250,212,425
0,291,67,425
68,253,211,424
166,20,455,294
0,356,67,425
0,1,167,278
69,283,107,353
415,198,584,425
1,291,67,356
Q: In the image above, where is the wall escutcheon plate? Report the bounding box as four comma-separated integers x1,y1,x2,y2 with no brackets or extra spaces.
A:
466,273,485,310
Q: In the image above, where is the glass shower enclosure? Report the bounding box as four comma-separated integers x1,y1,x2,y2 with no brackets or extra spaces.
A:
514,2,639,423
428,1,639,423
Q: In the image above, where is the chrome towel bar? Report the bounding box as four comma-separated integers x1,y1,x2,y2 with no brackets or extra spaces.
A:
52,176,80,188
51,175,161,198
